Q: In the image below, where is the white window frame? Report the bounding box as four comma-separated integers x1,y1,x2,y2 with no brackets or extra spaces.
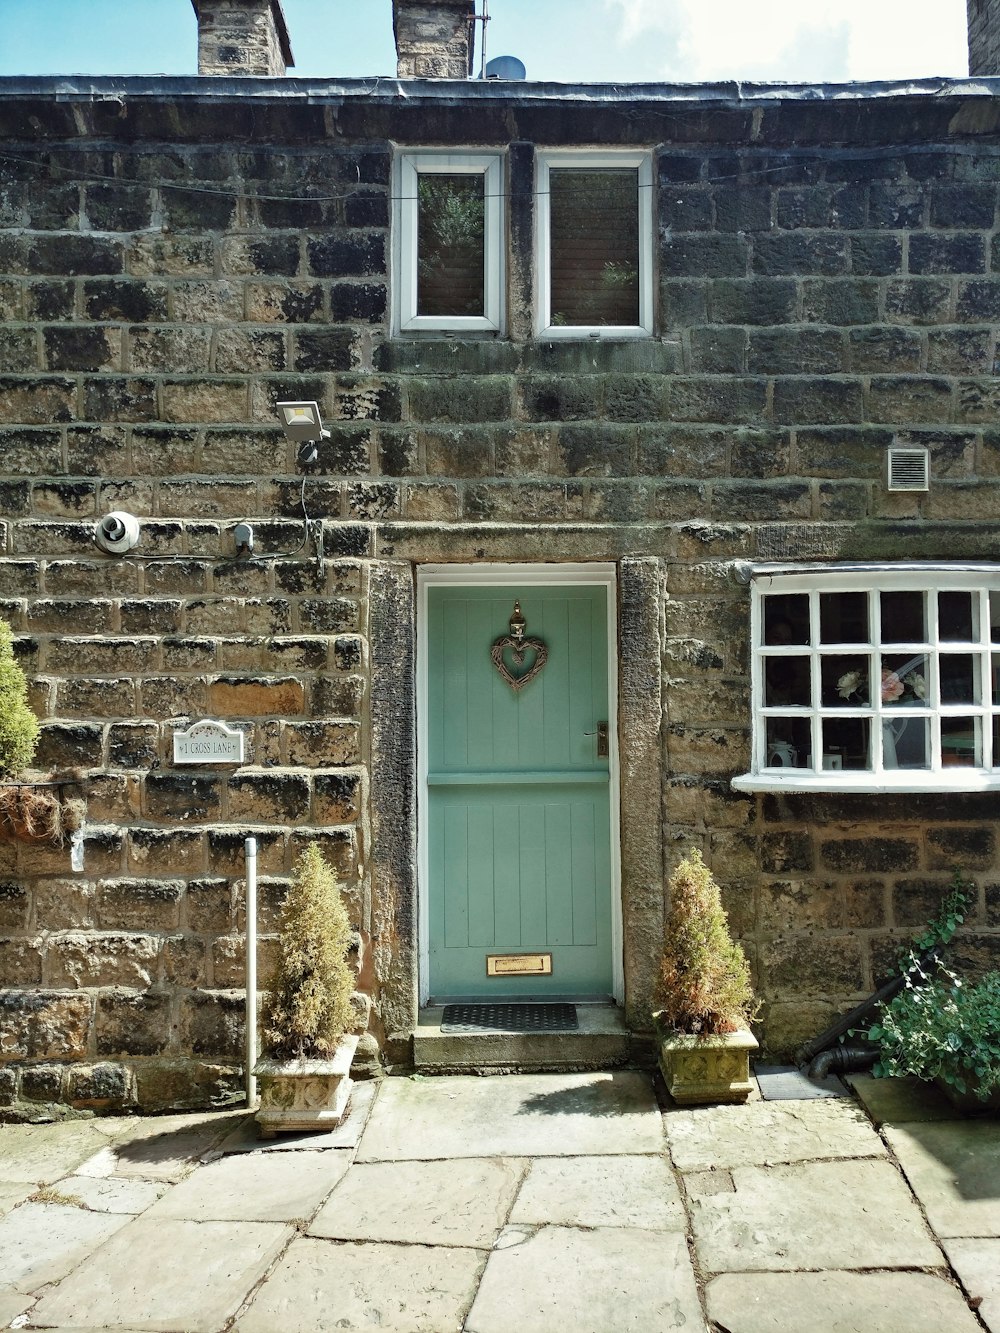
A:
534,149,653,340
733,562,1000,794
393,150,504,335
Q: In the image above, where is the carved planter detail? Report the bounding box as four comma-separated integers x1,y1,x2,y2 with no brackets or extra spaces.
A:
657,1027,758,1105
254,1034,359,1138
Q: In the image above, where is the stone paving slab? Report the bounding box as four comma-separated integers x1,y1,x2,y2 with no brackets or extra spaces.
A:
83,1114,248,1183
944,1238,1000,1333
144,1147,351,1222
57,1174,169,1214
508,1153,685,1231
690,1158,942,1273
357,1072,663,1161
664,1098,885,1171
754,1065,849,1100
0,1122,110,1186
846,1073,955,1125
309,1157,525,1248
0,1202,131,1293
212,1080,377,1156
884,1120,1000,1238
0,1286,33,1328
705,1271,981,1332
465,1225,704,1332
235,1236,485,1333
29,1217,293,1332
0,1181,34,1216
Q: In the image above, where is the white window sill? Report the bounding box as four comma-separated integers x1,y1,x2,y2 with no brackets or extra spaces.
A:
536,326,652,340
733,770,1000,794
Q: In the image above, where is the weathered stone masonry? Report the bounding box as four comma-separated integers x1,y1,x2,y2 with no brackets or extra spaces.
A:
2,76,1000,1109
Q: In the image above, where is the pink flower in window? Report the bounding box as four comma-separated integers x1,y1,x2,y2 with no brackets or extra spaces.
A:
881,668,905,703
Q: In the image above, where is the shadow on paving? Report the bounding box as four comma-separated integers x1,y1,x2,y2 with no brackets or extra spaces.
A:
112,1115,242,1167
515,1071,645,1118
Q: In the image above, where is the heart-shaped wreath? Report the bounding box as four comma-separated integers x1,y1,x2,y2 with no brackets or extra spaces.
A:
491,601,548,692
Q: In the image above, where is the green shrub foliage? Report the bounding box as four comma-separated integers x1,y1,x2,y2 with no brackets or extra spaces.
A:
657,849,756,1036
0,619,39,777
261,843,355,1060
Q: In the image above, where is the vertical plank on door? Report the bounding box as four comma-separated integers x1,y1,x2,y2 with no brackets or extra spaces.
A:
570,799,598,947
544,801,574,945
443,800,469,949
467,802,496,947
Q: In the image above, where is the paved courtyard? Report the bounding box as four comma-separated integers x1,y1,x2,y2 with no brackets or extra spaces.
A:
0,1069,997,1332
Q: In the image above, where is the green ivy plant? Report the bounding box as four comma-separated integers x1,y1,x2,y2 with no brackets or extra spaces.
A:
868,966,1000,1099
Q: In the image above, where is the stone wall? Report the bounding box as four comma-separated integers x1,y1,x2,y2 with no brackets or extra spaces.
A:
2,81,1000,1109
968,0,1000,75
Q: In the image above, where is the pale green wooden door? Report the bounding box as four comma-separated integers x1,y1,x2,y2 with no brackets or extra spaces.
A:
426,584,614,999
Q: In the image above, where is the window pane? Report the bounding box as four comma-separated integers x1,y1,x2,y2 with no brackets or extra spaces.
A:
993,715,1000,768
880,590,926,644
883,716,930,769
821,717,871,771
992,653,1000,704
417,174,485,317
939,590,976,642
764,655,810,707
549,169,639,326
942,716,980,766
820,591,868,644
940,653,979,705
822,654,872,707
990,591,1000,643
881,653,929,706
763,594,809,645
765,717,809,768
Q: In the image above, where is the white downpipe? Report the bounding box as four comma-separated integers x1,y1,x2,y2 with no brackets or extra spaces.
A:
245,836,258,1108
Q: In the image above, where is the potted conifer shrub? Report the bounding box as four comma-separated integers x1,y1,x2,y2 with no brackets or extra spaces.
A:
254,843,359,1137
655,849,759,1105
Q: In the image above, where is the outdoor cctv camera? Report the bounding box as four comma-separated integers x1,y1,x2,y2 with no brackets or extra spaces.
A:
94,511,140,555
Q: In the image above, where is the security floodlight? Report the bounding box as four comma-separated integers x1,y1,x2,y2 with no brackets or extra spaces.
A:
276,401,330,443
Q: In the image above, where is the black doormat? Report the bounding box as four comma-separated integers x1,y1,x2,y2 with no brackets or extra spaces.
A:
441,1002,578,1033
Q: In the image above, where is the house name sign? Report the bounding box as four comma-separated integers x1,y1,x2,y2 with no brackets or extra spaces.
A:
173,719,246,765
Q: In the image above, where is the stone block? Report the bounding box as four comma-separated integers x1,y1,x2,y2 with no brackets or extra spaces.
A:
821,836,920,874
330,282,387,323
83,278,167,321
0,938,43,985
753,232,849,275
284,720,360,766
34,878,94,931
850,233,904,275
67,1061,133,1109
144,774,223,821
663,233,749,277
96,991,171,1057
46,933,160,989
163,934,208,987
848,326,922,373
773,377,864,424
181,991,244,1059
226,771,310,822
0,991,92,1059
802,278,879,324
747,327,844,375
19,1064,63,1103
759,935,865,998
207,676,305,718
926,824,995,870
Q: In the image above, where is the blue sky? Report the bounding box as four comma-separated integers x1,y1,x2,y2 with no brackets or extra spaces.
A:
0,0,970,84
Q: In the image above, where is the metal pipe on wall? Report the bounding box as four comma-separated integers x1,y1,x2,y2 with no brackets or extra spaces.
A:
245,835,258,1107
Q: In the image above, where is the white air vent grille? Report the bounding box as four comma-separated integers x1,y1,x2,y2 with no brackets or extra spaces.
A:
887,446,930,492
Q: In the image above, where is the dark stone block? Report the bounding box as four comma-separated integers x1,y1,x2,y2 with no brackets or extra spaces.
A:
930,184,997,229
926,825,995,869
661,280,708,327
163,186,236,230
729,428,791,478
868,375,953,423
68,1062,131,1109
279,285,324,323
183,992,244,1060
689,326,747,374
603,374,666,423
521,377,600,421
83,378,157,423
761,831,814,873
848,326,922,373
660,188,713,230
662,233,748,278
0,481,30,514
145,774,222,820
330,282,387,323
773,377,864,425
820,838,919,873
909,234,986,275
96,993,171,1057
408,377,511,424
85,183,153,231
714,188,772,232
377,428,420,476
819,480,869,519
927,329,991,374
710,278,797,324
228,772,310,822
28,235,123,276
299,598,358,632
776,187,829,229
323,524,372,557
748,328,844,375
557,425,631,476
851,233,903,276
293,328,356,372
313,426,370,475
108,723,159,769
345,191,389,228
752,233,848,276
20,1065,62,1103
307,233,385,278
258,198,324,229
955,279,1000,322
657,152,704,183
26,281,74,321
884,280,952,324
868,181,924,229
246,237,300,275
43,328,114,372
0,329,37,372
35,723,103,771
802,279,879,325
83,279,167,322
670,376,768,424
713,480,810,520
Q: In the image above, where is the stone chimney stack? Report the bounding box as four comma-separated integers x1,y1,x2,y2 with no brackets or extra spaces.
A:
392,0,476,78
191,0,293,76
968,0,1000,74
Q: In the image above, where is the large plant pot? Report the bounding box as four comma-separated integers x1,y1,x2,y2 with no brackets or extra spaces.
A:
254,1034,359,1138
658,1028,758,1105
934,1074,1000,1115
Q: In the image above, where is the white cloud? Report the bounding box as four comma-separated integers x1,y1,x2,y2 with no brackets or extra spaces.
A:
604,0,968,82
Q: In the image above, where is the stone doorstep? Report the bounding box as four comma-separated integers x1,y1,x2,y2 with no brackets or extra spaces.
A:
412,1003,631,1073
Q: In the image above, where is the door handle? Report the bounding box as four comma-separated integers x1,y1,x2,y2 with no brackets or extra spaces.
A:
584,721,609,758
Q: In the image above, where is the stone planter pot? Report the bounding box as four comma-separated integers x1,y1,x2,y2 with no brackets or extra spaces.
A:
657,1027,758,1105
254,1033,359,1138
934,1074,1000,1115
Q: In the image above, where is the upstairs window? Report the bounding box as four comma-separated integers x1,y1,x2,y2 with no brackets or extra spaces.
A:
394,151,504,334
733,565,1000,792
535,150,653,339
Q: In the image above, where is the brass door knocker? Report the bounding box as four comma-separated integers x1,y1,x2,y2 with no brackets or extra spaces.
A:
491,601,548,691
